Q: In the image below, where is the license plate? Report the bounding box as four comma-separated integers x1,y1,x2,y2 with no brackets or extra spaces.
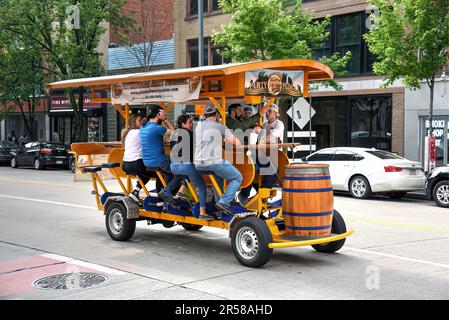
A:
408,169,416,175
56,161,63,165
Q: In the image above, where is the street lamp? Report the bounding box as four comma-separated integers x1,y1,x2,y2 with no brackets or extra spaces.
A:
198,0,204,67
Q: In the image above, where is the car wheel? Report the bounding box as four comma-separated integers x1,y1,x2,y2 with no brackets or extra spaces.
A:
231,217,273,268
70,157,76,173
349,175,372,199
432,180,449,208
10,157,18,168
105,202,136,241
34,158,43,170
387,192,407,199
312,210,347,253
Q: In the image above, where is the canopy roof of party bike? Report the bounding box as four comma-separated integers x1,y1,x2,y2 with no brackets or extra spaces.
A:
47,59,333,121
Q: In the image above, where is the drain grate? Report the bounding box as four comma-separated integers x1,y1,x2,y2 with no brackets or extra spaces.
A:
33,272,110,290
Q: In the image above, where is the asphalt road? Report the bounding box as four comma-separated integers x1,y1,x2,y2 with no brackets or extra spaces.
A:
0,166,448,300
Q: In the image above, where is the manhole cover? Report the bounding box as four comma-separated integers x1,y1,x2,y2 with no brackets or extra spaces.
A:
33,272,110,290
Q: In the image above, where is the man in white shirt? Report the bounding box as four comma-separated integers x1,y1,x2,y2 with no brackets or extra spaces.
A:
259,104,284,143
238,104,285,205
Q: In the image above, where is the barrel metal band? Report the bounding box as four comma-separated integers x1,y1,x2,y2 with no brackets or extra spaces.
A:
284,176,331,181
284,211,333,217
285,168,329,175
282,187,333,193
286,225,332,231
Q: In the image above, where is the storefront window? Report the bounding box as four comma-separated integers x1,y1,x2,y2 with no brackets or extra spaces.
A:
297,95,392,155
350,96,392,150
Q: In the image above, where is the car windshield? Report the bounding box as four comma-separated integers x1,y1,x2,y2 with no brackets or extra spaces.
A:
366,150,403,160
43,143,66,149
1,141,17,148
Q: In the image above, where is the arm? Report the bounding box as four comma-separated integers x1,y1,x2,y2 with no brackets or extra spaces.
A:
238,113,261,131
222,125,241,146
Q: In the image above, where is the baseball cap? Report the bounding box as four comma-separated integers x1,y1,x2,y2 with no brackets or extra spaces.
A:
147,105,163,118
269,103,279,114
204,104,218,115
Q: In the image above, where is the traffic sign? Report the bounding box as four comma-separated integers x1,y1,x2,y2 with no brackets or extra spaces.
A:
286,97,315,129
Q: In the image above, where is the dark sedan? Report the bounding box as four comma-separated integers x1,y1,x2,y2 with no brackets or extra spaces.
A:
10,141,70,170
0,141,18,164
426,165,449,207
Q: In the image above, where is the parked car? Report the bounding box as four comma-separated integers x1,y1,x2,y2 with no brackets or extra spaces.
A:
303,147,426,199
426,165,449,207
0,141,18,164
10,141,70,170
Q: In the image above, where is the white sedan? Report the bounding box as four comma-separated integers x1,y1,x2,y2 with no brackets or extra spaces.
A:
303,147,426,199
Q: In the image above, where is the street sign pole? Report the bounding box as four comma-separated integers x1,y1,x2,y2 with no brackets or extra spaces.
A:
198,0,204,67
309,95,312,155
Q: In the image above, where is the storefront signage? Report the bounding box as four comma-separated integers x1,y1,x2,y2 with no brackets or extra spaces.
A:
111,77,203,105
244,69,304,97
50,95,101,111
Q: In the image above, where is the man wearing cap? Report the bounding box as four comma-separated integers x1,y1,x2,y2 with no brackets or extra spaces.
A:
141,105,183,206
238,103,285,204
226,103,269,132
243,106,253,120
259,103,285,144
194,104,243,216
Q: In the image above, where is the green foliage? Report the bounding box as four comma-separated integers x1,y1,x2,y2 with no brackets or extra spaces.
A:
0,0,131,141
365,0,449,89
213,0,351,89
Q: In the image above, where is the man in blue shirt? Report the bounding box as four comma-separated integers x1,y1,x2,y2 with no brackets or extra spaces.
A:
141,105,183,206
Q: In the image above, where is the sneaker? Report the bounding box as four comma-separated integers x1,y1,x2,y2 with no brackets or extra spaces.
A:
128,192,140,203
216,202,234,216
237,193,249,206
158,190,177,207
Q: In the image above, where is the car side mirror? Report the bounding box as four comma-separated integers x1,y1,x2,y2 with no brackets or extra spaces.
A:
300,156,307,162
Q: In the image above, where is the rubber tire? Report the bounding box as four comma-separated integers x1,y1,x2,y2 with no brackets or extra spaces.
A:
181,223,203,231
349,175,372,199
34,158,43,170
70,158,76,173
432,180,449,208
231,216,273,268
105,202,136,241
312,210,347,253
387,192,407,199
10,157,17,168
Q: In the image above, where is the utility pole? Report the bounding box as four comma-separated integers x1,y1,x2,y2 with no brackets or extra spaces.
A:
198,0,204,67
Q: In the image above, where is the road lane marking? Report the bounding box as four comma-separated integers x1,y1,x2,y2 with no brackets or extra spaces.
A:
0,195,98,210
42,254,126,275
345,214,449,234
0,177,86,189
345,246,449,269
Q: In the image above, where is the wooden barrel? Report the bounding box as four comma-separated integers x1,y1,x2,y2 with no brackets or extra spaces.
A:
282,164,334,237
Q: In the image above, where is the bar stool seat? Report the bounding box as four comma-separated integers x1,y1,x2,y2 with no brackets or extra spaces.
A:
102,162,120,169
145,165,161,172
83,166,102,173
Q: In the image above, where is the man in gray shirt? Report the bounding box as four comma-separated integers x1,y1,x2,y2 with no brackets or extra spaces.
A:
195,105,242,215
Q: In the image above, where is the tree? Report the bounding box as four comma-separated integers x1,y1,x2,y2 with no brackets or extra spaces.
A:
0,0,132,142
0,32,46,140
213,0,352,88
114,0,173,72
365,0,449,166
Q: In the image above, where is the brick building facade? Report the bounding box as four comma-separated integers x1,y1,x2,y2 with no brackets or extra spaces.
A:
173,0,406,156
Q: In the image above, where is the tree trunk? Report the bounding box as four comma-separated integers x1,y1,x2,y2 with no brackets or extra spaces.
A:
15,99,31,139
68,89,86,143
